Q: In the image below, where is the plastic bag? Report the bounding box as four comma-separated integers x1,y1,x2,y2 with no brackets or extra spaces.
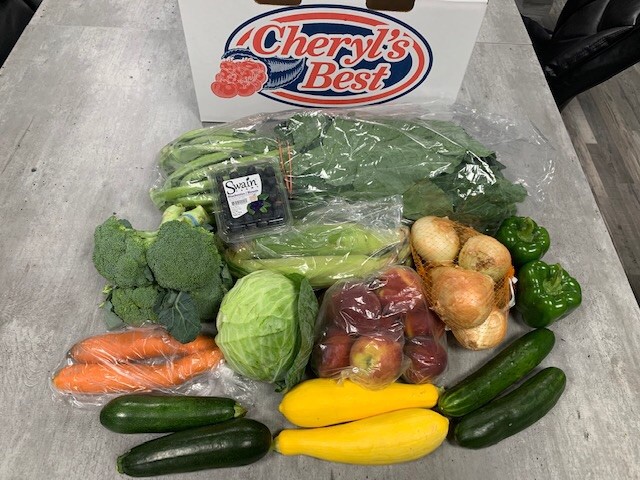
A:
310,266,448,389
223,197,411,289
51,327,225,407
150,103,554,235
411,216,514,351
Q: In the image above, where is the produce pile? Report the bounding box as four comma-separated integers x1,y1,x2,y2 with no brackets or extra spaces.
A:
51,110,583,476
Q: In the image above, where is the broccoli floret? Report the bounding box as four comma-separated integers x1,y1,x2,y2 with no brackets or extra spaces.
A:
110,285,166,326
189,281,225,321
146,220,223,292
92,217,156,288
92,205,200,288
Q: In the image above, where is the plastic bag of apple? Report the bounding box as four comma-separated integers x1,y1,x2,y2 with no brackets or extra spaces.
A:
310,266,448,389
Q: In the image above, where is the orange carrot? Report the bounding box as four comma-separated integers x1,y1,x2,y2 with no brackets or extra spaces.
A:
52,348,224,394
69,329,217,364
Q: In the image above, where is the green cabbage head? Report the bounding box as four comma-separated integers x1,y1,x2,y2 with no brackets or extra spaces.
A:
215,270,318,391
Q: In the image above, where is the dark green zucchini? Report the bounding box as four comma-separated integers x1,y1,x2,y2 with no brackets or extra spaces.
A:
454,366,566,448
116,418,272,477
100,394,246,434
438,328,555,417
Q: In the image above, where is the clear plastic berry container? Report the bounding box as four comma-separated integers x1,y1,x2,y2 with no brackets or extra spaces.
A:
209,158,292,243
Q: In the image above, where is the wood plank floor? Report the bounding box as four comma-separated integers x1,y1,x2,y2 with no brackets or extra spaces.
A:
561,68,640,302
519,0,640,303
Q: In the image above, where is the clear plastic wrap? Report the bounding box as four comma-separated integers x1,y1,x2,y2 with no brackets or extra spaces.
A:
150,103,554,235
51,327,225,407
310,266,448,389
223,197,411,289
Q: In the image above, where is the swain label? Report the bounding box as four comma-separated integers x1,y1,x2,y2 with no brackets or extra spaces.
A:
223,174,263,219
211,5,433,108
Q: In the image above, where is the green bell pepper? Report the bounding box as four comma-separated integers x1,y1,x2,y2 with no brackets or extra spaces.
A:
495,216,550,269
516,260,582,328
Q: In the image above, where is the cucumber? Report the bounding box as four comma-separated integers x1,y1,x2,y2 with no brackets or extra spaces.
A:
454,367,566,448
438,328,555,417
100,395,246,434
116,418,272,477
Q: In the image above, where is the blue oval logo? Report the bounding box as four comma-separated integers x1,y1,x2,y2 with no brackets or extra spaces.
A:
210,5,433,108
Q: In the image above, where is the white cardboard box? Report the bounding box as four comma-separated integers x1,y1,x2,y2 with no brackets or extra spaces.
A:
178,0,487,122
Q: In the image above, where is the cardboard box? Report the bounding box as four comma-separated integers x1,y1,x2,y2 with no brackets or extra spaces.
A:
178,0,487,122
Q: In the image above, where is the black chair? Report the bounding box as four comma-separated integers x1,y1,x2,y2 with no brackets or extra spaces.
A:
523,0,640,109
0,0,42,67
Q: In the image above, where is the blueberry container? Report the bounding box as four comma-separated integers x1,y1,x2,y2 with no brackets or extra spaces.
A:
209,158,292,243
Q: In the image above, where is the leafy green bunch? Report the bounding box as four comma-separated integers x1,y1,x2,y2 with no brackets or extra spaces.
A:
92,205,232,342
150,113,528,234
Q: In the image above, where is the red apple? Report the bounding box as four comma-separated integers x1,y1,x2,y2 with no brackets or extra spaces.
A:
403,302,446,340
375,266,425,315
311,330,355,378
327,283,382,335
375,313,405,341
349,335,404,387
402,337,448,384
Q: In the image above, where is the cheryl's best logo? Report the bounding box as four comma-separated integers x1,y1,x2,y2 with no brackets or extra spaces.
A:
210,6,433,107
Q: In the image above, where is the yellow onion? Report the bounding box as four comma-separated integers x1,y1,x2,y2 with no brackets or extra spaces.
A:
429,266,494,329
452,308,509,350
411,216,460,264
458,234,512,282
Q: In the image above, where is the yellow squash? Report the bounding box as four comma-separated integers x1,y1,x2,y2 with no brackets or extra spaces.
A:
279,378,441,427
274,408,449,465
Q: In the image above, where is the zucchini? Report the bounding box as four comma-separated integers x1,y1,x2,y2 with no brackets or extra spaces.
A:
100,394,246,434
438,328,555,417
116,418,272,477
454,366,566,448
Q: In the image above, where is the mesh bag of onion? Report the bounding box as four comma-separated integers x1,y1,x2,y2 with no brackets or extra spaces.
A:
411,216,515,351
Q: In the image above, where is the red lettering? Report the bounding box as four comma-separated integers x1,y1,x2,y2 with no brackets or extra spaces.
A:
299,61,337,90
340,28,393,66
307,36,330,56
367,28,389,61
299,62,391,93
280,25,308,57
325,36,352,57
352,71,370,92
334,71,355,90
252,25,285,56
244,22,415,67
368,64,391,90
343,37,366,67
388,38,412,61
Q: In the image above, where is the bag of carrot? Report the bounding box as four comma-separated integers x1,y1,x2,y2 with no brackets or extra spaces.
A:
51,327,225,406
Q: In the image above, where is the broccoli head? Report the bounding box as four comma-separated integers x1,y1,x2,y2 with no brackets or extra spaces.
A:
92,205,195,288
110,285,166,326
92,217,156,288
94,205,229,341
146,220,223,292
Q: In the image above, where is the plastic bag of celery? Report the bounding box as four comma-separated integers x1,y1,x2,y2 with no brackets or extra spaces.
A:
224,197,410,289
150,106,554,234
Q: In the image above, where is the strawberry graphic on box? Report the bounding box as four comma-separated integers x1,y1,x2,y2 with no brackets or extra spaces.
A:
210,49,305,98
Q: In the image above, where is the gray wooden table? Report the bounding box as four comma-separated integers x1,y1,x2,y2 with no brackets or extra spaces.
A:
1,0,639,479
